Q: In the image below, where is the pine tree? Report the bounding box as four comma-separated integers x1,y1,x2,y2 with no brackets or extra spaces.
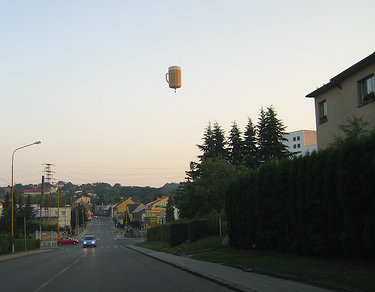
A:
25,195,36,220
257,106,290,162
228,121,243,166
257,108,268,163
212,121,228,159
243,118,258,168
165,197,175,222
18,196,24,217
197,122,215,162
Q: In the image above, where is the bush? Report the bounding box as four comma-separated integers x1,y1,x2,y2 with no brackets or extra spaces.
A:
14,239,40,251
13,239,40,251
170,222,189,246
189,220,209,242
226,131,375,259
0,238,10,254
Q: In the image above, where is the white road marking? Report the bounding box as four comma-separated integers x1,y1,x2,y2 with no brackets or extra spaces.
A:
33,256,83,292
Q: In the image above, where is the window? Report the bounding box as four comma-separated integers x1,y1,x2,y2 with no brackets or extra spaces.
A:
293,144,296,149
359,75,375,105
318,100,327,124
293,137,296,141
297,144,301,148
297,136,300,141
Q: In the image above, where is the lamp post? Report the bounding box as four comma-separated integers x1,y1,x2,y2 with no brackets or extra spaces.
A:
11,141,41,252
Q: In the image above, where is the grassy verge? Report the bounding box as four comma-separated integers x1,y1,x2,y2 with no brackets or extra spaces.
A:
137,236,375,291
137,235,223,255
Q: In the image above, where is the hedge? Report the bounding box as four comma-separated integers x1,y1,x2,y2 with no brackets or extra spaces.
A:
147,220,208,247
13,239,41,251
226,132,375,258
0,238,40,254
189,219,209,242
0,238,11,254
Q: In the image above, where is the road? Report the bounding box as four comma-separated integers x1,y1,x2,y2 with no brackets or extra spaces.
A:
0,217,232,292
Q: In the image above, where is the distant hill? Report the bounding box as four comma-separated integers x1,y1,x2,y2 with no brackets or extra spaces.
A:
161,183,180,192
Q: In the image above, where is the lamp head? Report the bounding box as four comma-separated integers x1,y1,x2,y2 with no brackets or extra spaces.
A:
34,141,41,145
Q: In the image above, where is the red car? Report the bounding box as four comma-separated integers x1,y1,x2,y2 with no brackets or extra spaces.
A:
57,237,79,245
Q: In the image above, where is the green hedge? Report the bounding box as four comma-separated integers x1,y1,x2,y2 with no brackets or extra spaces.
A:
13,239,41,252
226,132,375,258
189,219,209,242
0,238,11,254
147,220,208,246
0,238,40,254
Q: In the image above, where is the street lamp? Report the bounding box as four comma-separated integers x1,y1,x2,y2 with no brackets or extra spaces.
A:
11,141,41,252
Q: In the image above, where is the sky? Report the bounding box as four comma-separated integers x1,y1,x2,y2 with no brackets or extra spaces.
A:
1,0,375,187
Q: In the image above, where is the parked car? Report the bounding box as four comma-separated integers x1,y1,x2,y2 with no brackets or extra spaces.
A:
57,237,79,245
83,235,96,248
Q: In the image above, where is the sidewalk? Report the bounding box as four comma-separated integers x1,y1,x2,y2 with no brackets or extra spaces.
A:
127,245,334,292
0,248,54,262
0,226,89,263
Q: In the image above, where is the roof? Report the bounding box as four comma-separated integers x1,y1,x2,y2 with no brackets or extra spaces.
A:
133,204,146,214
306,51,375,98
127,203,140,213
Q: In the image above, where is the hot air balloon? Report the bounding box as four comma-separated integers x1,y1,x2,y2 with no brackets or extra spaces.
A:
166,66,181,92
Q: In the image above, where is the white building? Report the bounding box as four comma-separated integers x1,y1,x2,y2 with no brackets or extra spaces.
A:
283,130,317,156
32,204,72,228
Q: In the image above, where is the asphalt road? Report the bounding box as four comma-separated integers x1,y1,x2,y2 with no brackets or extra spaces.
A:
0,217,232,292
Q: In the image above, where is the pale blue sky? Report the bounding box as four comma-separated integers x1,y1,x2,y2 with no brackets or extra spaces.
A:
1,0,375,187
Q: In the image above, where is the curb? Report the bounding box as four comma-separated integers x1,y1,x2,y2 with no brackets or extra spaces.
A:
126,245,253,292
0,248,55,263
127,245,358,292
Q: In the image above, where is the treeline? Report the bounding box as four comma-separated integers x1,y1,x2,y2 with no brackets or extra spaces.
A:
226,128,375,258
176,106,290,218
0,182,180,207
0,193,37,236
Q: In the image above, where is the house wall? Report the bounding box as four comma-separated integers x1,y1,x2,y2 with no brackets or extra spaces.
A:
315,62,375,149
283,130,317,156
304,130,317,146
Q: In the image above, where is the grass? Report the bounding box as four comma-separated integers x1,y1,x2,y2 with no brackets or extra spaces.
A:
137,235,223,255
137,236,375,291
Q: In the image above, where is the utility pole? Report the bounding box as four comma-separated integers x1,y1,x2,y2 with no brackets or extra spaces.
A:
76,205,79,235
40,176,44,220
42,163,55,220
64,197,67,233
57,184,60,240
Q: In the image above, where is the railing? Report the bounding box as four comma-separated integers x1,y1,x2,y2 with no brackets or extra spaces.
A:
40,241,57,248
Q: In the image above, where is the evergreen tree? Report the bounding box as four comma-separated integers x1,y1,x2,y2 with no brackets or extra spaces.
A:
257,108,268,163
17,195,24,217
0,193,11,232
257,106,290,162
165,196,175,222
212,121,228,159
243,117,258,168
25,195,36,220
197,122,215,162
228,121,243,166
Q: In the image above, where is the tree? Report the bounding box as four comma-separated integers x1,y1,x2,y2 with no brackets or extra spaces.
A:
257,108,268,163
228,121,243,166
17,195,24,217
257,106,290,162
176,158,237,218
165,196,175,222
332,115,370,146
24,195,36,220
197,122,215,162
0,193,11,233
212,121,228,159
243,118,258,168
